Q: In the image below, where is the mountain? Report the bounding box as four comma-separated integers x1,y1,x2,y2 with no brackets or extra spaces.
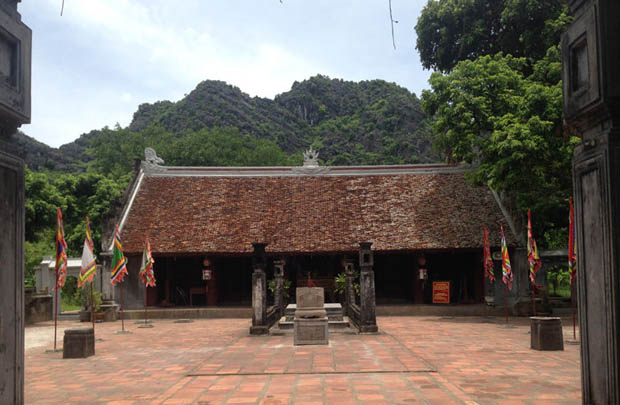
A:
12,75,438,170
5,131,85,172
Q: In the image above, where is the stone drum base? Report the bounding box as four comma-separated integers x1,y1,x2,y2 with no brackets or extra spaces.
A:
294,318,328,345
63,328,95,359
530,317,564,351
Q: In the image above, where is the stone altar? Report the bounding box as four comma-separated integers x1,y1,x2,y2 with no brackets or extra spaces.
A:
294,287,328,345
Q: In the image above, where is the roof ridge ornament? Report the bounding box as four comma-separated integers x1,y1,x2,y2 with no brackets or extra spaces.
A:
294,147,329,175
302,147,320,167
143,147,165,173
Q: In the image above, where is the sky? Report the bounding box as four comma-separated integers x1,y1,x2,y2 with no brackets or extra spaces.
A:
19,0,431,148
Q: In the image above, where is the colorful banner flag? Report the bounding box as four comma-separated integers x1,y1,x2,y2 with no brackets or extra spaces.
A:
78,216,97,288
500,225,513,290
110,225,128,286
55,207,68,290
569,197,577,283
483,226,495,282
527,209,541,285
138,235,156,287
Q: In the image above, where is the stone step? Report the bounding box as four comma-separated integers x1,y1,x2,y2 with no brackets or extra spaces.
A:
277,316,351,330
285,303,344,322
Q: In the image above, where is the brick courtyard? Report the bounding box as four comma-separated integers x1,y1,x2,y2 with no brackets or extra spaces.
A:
25,316,581,404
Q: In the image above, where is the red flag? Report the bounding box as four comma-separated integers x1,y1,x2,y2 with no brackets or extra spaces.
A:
139,234,156,287
483,226,495,282
55,207,68,290
527,210,541,284
500,225,513,290
569,197,577,283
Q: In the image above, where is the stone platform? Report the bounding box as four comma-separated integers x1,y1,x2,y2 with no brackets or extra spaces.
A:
279,303,350,331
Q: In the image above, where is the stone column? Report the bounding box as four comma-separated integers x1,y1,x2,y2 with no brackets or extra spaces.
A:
249,242,269,335
343,260,355,317
0,1,31,402
562,1,620,402
273,259,285,317
358,242,378,333
510,247,531,316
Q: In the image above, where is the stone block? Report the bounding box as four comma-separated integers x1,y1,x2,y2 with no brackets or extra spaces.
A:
530,317,564,351
63,328,95,359
296,287,324,309
294,317,328,345
100,304,118,322
24,292,52,324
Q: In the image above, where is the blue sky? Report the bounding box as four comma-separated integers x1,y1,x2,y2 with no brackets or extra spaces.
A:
19,0,431,148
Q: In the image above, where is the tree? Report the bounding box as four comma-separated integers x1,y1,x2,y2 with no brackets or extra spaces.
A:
415,0,569,73
421,49,579,243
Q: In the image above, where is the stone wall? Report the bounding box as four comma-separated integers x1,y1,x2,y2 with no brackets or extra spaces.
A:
24,291,52,324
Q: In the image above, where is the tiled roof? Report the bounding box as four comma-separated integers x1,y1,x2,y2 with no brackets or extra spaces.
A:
119,166,512,254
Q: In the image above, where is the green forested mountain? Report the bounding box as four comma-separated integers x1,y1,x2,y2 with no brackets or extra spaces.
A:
17,75,436,173
127,75,435,165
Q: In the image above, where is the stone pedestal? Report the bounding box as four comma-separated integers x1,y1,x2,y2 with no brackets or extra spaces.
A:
100,303,118,322
294,287,328,345
294,318,329,345
530,317,564,351
63,328,95,359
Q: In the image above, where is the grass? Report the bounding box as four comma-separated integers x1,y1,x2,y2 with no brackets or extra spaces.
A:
548,283,573,298
61,296,82,312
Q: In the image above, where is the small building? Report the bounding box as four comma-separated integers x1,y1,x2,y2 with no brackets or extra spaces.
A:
102,148,517,311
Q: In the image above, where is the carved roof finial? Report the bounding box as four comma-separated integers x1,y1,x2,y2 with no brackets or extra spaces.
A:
145,147,164,166
303,147,319,167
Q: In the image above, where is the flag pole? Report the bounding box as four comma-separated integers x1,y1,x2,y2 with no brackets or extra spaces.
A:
91,283,95,330
503,283,509,323
144,285,148,325
120,283,125,332
532,284,537,316
572,281,576,340
53,278,59,351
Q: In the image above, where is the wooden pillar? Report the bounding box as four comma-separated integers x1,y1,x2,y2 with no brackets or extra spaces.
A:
249,242,269,335
358,242,378,333
562,1,620,402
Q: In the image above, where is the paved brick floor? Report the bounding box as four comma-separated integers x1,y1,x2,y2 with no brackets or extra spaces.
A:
25,316,581,404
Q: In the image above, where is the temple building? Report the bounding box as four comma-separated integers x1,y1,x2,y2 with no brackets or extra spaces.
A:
102,148,516,311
